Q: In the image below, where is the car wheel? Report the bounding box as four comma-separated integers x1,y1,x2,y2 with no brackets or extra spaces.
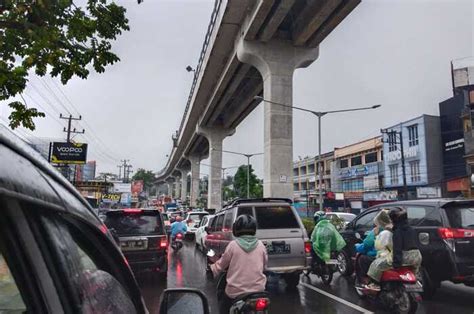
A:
420,267,437,299
337,250,353,276
284,273,301,290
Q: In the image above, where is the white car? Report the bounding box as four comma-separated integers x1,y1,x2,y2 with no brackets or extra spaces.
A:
326,212,356,226
195,214,214,251
185,211,209,238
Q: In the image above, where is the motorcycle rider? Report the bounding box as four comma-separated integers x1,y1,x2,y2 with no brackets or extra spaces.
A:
170,216,187,245
311,211,346,265
210,215,268,314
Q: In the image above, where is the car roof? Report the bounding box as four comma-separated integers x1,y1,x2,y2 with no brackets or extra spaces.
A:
0,125,98,221
369,198,474,209
187,211,209,215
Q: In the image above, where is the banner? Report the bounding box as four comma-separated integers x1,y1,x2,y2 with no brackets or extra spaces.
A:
50,142,88,164
131,180,144,194
113,183,131,193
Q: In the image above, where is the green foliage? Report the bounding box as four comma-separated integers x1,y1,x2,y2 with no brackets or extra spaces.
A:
0,0,130,129
233,165,263,198
132,168,155,189
301,217,315,236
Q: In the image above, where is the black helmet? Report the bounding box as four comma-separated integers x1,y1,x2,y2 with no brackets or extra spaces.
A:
232,214,257,237
388,207,407,224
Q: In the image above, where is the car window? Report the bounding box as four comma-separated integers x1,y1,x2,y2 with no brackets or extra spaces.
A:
255,206,299,229
237,207,254,217
354,210,379,230
216,214,225,231
224,209,234,229
405,206,442,227
200,216,207,227
445,206,474,229
208,217,216,232
0,252,26,312
104,211,164,236
188,214,206,225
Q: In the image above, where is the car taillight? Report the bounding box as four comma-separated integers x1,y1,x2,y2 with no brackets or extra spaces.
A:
160,239,167,248
304,242,312,255
255,298,269,311
438,227,474,239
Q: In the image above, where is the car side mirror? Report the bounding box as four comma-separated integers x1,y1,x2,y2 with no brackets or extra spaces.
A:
159,288,210,314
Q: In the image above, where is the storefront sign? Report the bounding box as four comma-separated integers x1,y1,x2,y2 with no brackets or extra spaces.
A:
445,138,464,152
344,192,363,200
102,193,121,202
339,163,379,179
386,146,418,162
335,193,345,200
363,191,398,201
113,183,131,193
416,187,441,198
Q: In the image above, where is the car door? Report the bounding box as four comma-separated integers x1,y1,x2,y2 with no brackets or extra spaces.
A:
205,216,218,252
214,214,226,256
196,216,208,246
221,208,235,253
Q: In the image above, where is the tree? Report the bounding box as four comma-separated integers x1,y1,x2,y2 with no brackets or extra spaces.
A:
0,0,132,130
232,165,263,198
132,168,155,190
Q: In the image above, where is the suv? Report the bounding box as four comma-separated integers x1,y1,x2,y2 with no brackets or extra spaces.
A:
185,211,209,238
205,198,311,288
104,208,168,278
337,199,474,297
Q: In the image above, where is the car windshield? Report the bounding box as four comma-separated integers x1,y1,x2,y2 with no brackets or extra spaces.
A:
188,214,207,224
104,211,164,236
255,206,299,229
445,206,474,229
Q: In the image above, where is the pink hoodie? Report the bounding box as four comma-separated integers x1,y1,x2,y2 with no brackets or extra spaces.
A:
211,240,268,298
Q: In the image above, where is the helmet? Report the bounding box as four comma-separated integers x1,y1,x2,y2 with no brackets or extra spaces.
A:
176,216,183,222
232,214,257,237
313,211,327,224
388,207,407,224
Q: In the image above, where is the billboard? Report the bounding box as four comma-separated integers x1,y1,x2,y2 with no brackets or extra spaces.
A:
113,183,131,193
50,142,88,164
131,180,144,194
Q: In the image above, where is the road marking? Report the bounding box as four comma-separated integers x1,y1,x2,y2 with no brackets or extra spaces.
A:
300,282,374,314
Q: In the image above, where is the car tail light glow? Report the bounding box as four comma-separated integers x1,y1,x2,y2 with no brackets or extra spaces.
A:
160,239,167,248
123,209,143,213
255,298,269,311
438,227,474,239
304,242,312,255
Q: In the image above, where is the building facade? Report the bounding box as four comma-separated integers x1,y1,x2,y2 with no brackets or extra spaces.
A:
293,152,333,204
332,136,384,212
382,115,443,199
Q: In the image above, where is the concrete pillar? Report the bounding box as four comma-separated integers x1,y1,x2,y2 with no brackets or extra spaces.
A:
179,169,189,202
167,182,173,197
174,178,181,199
237,39,318,199
188,155,201,207
197,126,235,210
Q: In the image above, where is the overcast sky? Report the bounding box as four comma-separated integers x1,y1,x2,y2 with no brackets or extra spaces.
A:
1,0,473,179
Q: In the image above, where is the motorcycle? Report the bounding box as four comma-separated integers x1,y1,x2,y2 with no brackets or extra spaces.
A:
354,253,423,313
171,233,184,251
206,250,271,314
304,252,338,285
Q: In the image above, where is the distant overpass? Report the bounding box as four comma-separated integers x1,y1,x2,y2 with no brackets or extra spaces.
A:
156,0,361,210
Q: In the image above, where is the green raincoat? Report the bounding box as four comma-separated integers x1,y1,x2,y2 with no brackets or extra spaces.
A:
311,219,346,261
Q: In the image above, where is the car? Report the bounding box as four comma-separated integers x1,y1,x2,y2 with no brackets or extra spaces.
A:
337,199,474,298
104,208,168,279
205,198,311,289
162,212,171,234
195,214,214,251
185,211,209,238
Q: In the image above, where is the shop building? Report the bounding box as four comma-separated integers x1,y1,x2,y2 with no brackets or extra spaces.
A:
382,115,443,199
293,152,333,202
332,136,384,213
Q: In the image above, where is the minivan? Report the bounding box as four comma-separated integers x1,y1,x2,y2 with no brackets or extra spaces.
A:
205,198,311,288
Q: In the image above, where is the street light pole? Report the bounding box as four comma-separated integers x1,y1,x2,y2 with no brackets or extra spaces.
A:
254,96,381,211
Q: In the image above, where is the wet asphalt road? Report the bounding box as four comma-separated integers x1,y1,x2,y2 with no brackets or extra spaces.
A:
138,241,474,314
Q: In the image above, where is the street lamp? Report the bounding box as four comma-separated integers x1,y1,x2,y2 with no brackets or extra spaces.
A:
211,148,263,198
254,95,381,212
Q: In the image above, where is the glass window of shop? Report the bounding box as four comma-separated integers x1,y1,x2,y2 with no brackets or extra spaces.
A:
410,160,421,182
351,155,362,166
308,163,315,174
365,152,377,163
408,124,419,147
388,133,397,152
342,178,364,192
340,159,349,168
389,164,399,185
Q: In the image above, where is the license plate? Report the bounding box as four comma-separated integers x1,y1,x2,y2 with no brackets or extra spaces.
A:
326,259,338,265
404,282,423,293
121,240,147,251
267,243,291,255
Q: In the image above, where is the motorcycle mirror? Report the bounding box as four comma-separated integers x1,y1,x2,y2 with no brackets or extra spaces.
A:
355,232,361,240
207,249,216,258
159,288,210,314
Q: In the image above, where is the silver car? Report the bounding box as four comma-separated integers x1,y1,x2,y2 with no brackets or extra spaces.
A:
205,198,311,289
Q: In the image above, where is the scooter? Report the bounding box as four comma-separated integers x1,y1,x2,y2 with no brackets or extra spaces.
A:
207,250,271,314
171,233,184,251
304,252,338,285
354,253,423,314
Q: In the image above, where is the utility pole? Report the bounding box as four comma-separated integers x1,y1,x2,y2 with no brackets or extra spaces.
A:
120,160,130,182
125,164,133,183
381,128,408,200
117,165,123,180
59,114,85,182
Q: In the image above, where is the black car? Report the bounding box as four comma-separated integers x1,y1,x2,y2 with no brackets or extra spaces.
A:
104,208,168,278
337,199,474,297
